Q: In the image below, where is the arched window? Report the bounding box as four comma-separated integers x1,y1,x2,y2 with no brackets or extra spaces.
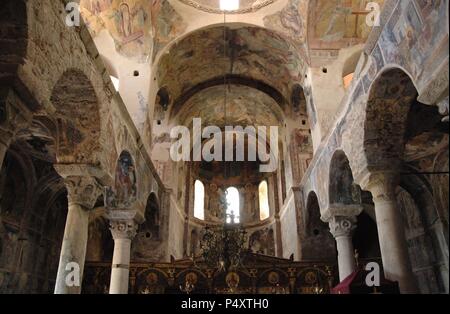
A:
194,180,205,220
259,181,270,220
226,187,240,224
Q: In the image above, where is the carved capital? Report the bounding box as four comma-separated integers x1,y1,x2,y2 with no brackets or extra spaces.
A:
109,219,138,240
54,164,104,209
329,216,357,239
363,171,399,203
63,176,102,209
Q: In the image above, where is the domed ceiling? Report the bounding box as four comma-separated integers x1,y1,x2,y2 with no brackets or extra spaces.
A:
177,0,279,14
174,85,284,128
158,25,307,108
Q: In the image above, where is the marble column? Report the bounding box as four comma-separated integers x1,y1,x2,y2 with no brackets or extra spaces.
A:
329,216,357,281
54,168,102,294
365,172,418,294
109,219,137,294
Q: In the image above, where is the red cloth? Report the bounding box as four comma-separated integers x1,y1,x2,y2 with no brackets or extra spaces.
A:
331,270,360,294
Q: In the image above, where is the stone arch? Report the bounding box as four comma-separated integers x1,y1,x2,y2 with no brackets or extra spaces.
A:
305,192,324,237
152,21,299,73
132,192,163,262
143,192,160,241
155,22,307,120
302,191,336,261
329,150,360,205
291,84,307,115
31,172,65,217
0,148,34,221
0,140,69,293
50,68,102,164
363,67,418,175
397,171,449,293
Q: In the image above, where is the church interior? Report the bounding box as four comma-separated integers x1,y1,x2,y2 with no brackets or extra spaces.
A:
0,0,448,295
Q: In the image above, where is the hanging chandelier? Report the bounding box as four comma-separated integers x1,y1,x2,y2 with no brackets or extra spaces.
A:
200,216,248,271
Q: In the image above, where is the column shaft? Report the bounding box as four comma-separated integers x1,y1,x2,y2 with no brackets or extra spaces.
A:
367,173,418,293
373,194,418,293
109,238,132,294
108,218,137,294
52,170,102,294
54,203,90,294
335,235,356,281
329,216,357,282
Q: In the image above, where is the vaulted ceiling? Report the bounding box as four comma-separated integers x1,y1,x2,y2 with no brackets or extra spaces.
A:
158,25,306,110
79,0,384,128
174,85,285,128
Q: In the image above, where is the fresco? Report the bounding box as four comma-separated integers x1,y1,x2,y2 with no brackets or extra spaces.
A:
263,0,309,62
80,0,152,62
158,26,307,105
308,0,384,49
114,151,137,203
151,0,188,61
80,1,187,62
378,0,448,82
173,85,284,128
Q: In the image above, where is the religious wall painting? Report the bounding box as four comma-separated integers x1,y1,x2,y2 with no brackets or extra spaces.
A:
309,0,384,49
80,0,153,62
158,26,306,105
151,0,188,62
136,270,167,294
263,0,309,61
175,85,283,128
114,151,137,204
303,85,317,128
378,0,448,81
256,270,289,294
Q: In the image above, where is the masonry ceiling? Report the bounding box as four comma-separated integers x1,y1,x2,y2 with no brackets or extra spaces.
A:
174,85,284,128
159,25,307,107
79,0,386,118
79,0,382,61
